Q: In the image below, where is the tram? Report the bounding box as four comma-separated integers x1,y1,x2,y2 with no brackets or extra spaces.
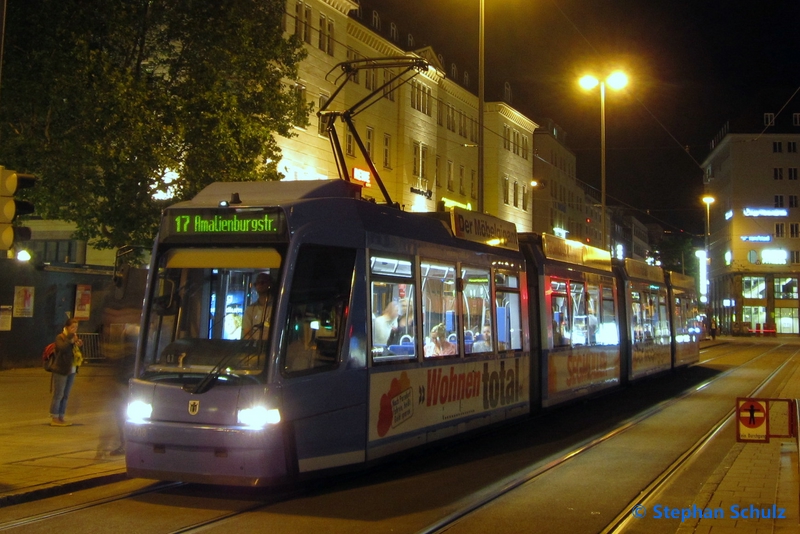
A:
123,180,699,486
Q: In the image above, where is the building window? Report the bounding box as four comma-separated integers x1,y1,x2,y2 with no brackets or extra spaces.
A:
390,22,398,42
408,34,414,48
470,169,476,199
318,15,334,56
790,195,798,208
383,133,391,168
774,168,784,180
318,94,329,135
513,181,519,207
346,121,355,156
792,251,800,264
366,126,374,159
765,113,776,126
365,61,376,90
435,155,441,187
383,69,395,101
346,48,360,84
773,276,798,299
503,175,509,204
503,125,511,150
446,160,454,191
30,240,83,264
743,277,767,299
792,223,800,238
292,83,307,126
790,168,799,180
794,113,800,127
446,104,455,132
411,80,431,115
775,194,785,207
776,222,786,238
789,142,798,153
773,141,783,153
459,165,465,195
522,136,529,160
371,10,380,30
522,184,528,211
412,142,428,179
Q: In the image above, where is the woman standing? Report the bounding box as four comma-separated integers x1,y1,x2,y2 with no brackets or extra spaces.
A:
49,318,83,427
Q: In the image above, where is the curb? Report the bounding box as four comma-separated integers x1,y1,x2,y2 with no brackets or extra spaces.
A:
0,471,128,508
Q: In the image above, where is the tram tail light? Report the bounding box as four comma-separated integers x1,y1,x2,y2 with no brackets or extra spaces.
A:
127,400,153,423
238,406,281,428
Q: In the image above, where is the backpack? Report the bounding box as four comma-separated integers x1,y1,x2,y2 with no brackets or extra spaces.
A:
42,342,56,372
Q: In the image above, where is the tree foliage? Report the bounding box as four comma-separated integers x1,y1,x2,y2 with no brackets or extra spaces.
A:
655,233,700,281
0,0,309,249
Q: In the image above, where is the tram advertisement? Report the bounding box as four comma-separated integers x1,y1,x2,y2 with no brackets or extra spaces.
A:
545,346,620,405
630,342,671,379
368,356,530,442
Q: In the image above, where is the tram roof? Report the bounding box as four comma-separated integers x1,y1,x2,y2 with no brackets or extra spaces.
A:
165,179,522,255
168,179,364,208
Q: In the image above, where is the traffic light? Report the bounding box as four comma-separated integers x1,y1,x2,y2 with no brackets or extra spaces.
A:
0,166,36,251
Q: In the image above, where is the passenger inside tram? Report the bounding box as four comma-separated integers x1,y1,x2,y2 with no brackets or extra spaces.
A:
424,323,457,357
373,301,400,346
471,325,493,353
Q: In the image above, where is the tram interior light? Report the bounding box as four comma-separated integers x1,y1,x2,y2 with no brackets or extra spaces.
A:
127,400,153,423
238,406,281,428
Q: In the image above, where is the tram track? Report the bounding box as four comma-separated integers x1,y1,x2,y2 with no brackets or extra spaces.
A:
5,341,794,534
414,342,797,534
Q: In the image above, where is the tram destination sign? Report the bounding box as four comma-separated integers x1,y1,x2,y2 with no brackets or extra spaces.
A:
450,207,518,250
161,208,287,243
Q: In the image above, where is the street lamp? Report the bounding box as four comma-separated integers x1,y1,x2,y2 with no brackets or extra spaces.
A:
702,195,715,304
702,195,715,253
579,71,628,250
477,0,485,214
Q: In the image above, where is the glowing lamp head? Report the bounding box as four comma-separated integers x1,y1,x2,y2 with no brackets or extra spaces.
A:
606,71,628,90
579,75,599,90
702,196,715,206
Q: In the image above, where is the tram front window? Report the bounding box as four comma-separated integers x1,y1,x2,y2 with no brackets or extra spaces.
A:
142,248,283,377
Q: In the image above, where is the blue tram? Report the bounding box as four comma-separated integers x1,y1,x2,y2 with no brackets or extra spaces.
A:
124,179,699,486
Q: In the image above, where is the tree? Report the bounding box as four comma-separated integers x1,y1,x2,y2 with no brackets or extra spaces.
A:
0,0,310,249
654,232,701,281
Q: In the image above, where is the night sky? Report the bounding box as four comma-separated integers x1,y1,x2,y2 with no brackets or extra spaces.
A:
362,0,800,236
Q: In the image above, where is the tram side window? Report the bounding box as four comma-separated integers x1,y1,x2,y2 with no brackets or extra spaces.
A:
600,285,619,345
570,282,587,345
421,260,458,358
496,269,523,351
281,245,356,375
656,291,670,342
371,281,416,362
462,266,493,353
551,278,570,347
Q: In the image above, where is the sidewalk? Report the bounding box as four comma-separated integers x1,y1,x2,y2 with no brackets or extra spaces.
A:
0,364,127,507
672,335,800,533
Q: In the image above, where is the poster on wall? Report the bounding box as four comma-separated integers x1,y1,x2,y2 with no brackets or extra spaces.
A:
13,287,34,318
0,305,11,331
74,284,92,321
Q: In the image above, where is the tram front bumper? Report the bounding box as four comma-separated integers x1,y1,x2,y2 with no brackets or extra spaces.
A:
124,420,288,486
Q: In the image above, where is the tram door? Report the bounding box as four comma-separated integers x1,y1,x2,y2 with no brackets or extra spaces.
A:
278,244,368,474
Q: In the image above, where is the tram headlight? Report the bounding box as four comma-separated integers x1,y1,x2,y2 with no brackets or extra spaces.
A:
127,400,153,423
238,406,281,429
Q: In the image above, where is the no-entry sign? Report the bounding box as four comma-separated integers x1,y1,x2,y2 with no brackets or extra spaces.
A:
737,398,769,442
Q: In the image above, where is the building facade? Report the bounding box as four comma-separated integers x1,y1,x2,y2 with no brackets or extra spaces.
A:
532,119,603,244
277,0,537,231
702,108,800,335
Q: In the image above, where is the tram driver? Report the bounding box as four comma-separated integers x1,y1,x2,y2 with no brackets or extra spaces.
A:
242,272,274,339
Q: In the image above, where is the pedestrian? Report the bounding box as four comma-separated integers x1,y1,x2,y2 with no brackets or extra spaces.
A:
710,318,718,340
49,318,83,426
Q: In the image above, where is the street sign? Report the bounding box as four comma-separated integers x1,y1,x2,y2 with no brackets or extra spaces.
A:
737,397,769,443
